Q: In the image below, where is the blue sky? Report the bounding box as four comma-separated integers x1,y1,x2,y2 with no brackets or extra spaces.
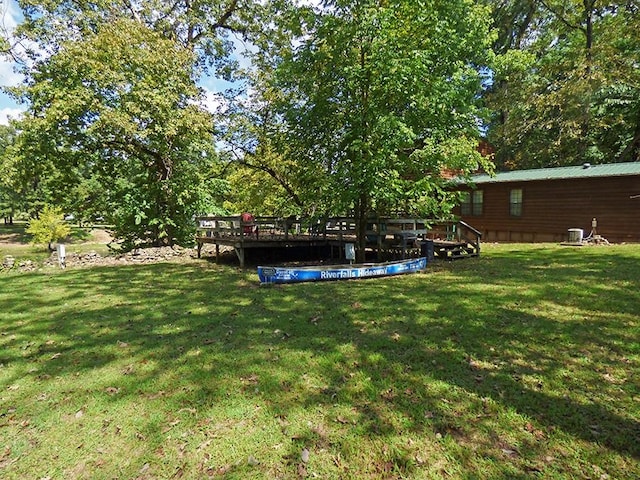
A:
0,0,25,124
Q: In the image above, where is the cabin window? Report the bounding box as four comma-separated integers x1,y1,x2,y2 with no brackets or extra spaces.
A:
472,190,483,216
510,188,523,216
460,192,471,215
460,190,483,216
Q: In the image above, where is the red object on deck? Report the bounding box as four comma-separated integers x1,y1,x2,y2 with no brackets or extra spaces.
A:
241,212,258,237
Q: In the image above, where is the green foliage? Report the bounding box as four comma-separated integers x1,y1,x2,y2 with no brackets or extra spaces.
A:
224,163,298,217
25,205,71,250
485,0,640,168
243,0,495,259
0,124,22,222
14,0,250,76
12,19,224,249
6,0,261,248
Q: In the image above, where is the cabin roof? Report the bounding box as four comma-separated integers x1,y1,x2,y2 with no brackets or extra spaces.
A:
471,162,640,184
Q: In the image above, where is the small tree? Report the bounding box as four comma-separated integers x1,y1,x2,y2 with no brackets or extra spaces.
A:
26,205,71,251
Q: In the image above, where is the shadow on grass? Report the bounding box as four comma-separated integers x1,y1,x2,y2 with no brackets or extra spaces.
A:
0,246,638,476
0,223,31,244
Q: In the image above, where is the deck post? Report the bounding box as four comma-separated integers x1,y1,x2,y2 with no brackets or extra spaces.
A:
234,247,245,268
197,241,203,259
215,243,220,263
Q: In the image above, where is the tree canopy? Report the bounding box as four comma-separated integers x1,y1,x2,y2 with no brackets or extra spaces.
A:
11,18,223,247
230,0,495,259
485,0,640,168
5,0,254,247
3,0,637,251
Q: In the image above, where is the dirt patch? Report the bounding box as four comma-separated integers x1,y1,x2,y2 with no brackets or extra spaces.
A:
2,244,237,272
86,228,114,244
0,231,26,244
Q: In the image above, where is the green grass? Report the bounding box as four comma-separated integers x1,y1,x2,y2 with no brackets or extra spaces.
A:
1,244,639,479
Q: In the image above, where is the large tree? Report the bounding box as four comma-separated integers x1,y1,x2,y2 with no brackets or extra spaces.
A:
6,0,259,247
239,0,495,260
485,0,640,169
11,19,222,247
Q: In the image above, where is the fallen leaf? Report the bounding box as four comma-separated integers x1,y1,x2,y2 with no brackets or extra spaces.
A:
380,388,396,401
247,455,259,466
501,448,518,457
75,410,84,419
301,448,310,463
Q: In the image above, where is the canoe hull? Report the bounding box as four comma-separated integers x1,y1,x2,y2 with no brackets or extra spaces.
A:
257,257,427,284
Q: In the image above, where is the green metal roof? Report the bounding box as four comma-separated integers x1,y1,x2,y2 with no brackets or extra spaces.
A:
470,162,640,184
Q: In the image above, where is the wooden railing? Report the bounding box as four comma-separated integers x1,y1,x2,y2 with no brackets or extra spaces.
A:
425,219,482,258
195,215,359,241
195,215,481,258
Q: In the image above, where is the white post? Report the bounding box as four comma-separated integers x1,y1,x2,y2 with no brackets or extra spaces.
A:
345,243,355,264
57,244,66,269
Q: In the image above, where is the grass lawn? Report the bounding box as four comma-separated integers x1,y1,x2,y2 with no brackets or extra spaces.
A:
1,243,639,479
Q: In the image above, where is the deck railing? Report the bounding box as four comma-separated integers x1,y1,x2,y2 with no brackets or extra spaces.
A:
195,215,481,258
424,219,482,258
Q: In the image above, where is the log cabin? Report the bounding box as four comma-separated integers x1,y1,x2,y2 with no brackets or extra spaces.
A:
454,162,640,243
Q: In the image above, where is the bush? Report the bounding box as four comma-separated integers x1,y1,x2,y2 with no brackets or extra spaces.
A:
26,205,72,251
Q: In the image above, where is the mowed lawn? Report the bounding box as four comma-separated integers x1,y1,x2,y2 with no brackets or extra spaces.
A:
1,244,638,479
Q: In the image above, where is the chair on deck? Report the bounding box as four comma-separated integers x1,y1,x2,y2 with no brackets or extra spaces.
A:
241,212,259,239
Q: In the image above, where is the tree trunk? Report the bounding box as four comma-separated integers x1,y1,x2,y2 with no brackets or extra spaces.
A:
355,195,368,263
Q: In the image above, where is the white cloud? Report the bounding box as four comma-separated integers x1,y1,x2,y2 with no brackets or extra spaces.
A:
0,1,27,121
200,88,230,114
0,106,23,125
0,0,25,89
0,60,23,88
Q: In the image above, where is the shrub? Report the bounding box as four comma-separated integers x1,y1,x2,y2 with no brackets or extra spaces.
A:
26,205,72,251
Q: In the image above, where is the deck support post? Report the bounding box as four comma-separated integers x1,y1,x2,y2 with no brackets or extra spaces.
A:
234,247,245,268
215,243,220,263
197,241,203,259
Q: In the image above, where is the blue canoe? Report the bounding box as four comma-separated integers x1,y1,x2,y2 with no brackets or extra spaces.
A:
257,257,427,284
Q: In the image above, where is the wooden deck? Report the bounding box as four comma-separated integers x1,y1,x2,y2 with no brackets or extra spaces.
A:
195,216,481,267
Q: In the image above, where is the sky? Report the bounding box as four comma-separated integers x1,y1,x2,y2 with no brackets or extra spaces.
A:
0,0,24,125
